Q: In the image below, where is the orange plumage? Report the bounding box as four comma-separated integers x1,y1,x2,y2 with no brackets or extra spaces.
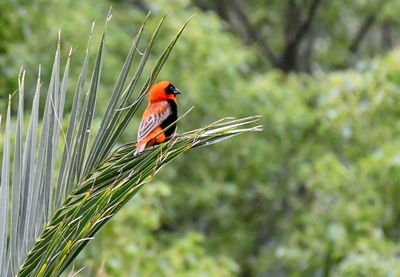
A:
134,81,181,155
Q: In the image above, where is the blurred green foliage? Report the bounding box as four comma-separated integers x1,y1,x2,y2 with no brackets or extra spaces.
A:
3,0,400,276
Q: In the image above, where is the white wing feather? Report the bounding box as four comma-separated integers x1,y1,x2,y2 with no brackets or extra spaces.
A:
137,102,171,142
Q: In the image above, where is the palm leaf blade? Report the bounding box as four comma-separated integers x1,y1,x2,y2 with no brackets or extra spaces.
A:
57,23,95,204
54,49,72,208
28,40,61,246
0,99,11,275
84,12,150,175
10,71,25,271
73,31,105,181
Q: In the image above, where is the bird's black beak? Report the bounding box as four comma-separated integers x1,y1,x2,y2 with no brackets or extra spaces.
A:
174,87,182,95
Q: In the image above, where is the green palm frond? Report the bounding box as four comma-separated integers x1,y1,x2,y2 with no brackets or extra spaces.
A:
0,13,261,277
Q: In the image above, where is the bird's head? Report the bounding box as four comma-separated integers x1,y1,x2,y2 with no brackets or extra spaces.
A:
148,81,181,103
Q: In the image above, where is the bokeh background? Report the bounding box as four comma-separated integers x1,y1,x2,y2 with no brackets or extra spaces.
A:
2,0,400,276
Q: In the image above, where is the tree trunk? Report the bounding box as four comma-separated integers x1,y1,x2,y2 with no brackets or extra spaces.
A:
381,23,395,51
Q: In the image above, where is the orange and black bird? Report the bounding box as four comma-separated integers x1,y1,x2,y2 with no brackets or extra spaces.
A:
134,81,181,155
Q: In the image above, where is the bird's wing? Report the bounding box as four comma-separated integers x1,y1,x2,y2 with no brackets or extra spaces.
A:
137,101,172,142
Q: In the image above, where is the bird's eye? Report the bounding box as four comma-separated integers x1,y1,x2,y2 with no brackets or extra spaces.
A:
166,84,175,94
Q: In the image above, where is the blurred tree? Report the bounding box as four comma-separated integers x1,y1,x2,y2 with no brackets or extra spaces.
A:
193,0,323,72
180,0,397,73
0,1,25,103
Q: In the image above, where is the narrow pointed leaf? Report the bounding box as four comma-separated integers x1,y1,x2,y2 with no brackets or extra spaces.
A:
51,48,71,213
9,71,25,269
84,12,150,175
58,23,95,205
30,41,60,243
0,98,11,276
70,25,106,185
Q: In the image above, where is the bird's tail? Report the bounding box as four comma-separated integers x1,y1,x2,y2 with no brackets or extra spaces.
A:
134,141,147,156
